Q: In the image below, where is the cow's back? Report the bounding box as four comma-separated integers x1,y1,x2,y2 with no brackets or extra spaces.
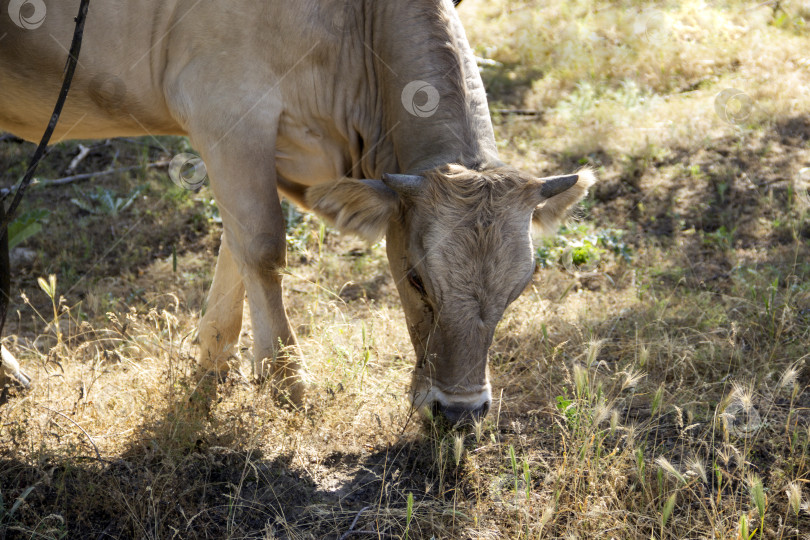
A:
0,0,183,141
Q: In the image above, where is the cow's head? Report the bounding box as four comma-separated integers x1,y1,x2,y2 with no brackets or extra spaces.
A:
307,164,594,424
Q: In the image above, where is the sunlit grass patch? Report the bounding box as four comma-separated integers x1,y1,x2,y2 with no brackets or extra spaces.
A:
464,0,810,158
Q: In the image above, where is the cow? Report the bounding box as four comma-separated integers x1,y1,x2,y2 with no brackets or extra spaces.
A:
0,0,593,423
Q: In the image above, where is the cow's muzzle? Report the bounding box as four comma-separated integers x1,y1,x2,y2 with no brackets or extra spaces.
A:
431,399,490,425
413,382,492,426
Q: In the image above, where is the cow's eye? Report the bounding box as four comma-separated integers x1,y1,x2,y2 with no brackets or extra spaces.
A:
407,269,427,296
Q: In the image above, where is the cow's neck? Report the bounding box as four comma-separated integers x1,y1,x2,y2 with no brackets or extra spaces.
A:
364,0,499,175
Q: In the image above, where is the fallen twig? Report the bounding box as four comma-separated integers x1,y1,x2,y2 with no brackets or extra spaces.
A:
38,404,101,460
66,144,91,174
0,160,171,196
338,506,371,540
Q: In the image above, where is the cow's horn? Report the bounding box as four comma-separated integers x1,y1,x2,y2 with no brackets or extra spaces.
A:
382,173,425,197
538,174,579,199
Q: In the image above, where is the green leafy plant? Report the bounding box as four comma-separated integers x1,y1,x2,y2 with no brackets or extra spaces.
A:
555,391,579,431
660,492,676,536
7,209,50,249
536,227,632,270
748,474,766,539
522,457,531,501
700,225,736,251
508,445,519,495
70,185,146,216
404,492,414,540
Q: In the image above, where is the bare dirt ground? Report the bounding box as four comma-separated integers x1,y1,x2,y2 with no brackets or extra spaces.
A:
2,1,810,538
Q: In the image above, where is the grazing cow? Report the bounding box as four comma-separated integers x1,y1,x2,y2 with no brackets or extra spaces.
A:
0,0,593,423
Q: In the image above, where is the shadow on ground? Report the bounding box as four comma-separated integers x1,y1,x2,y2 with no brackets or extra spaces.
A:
0,380,485,539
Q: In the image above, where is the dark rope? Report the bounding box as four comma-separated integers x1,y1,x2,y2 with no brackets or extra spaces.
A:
0,0,91,336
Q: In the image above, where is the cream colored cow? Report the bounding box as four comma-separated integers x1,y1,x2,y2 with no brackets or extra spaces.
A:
0,0,592,423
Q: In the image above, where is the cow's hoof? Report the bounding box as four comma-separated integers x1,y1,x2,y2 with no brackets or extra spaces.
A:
280,379,306,408
260,376,306,409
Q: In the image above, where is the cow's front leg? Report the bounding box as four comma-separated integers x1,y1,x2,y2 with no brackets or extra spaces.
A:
198,233,245,377
238,226,303,403
198,141,304,405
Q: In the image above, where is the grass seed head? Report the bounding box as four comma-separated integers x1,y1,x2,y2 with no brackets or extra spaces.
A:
453,434,465,467
637,345,649,369
786,482,802,516
625,423,638,448
584,340,603,368
473,418,483,444
739,513,750,539
609,409,619,436
661,492,677,529
592,401,611,427
537,505,554,536
651,384,664,416
620,368,644,392
746,474,766,519
731,381,755,413
685,456,707,484
655,456,686,485
573,363,588,398
777,361,801,390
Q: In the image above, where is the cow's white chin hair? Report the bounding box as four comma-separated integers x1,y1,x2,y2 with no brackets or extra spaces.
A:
411,381,492,414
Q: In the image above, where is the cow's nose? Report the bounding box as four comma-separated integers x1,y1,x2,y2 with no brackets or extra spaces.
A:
432,399,490,425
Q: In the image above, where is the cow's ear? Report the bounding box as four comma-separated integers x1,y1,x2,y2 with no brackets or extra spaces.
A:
530,169,595,235
306,179,399,241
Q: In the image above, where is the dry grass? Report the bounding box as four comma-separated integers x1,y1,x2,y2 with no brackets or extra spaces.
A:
2,1,810,538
